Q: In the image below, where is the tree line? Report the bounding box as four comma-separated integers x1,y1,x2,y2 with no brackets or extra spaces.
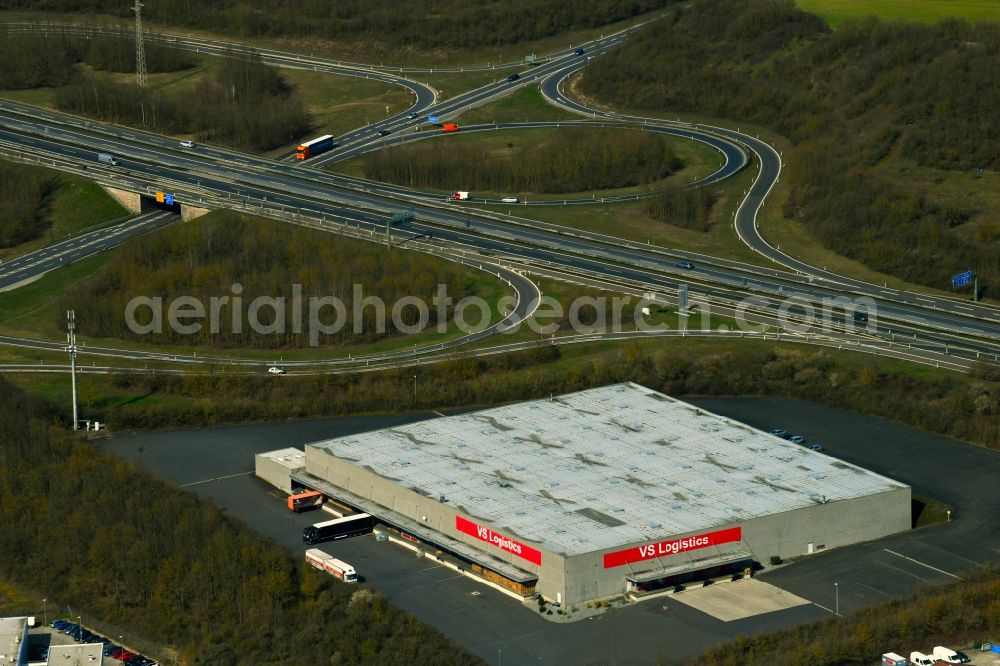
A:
362,128,684,194
57,340,1000,452
56,211,478,348
0,28,309,152
0,160,53,248
579,0,1000,293
0,0,669,50
50,45,309,152
643,187,718,231
0,376,482,665
0,27,194,90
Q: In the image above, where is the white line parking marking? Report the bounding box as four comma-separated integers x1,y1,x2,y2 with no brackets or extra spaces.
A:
812,602,838,615
179,471,254,487
883,548,961,580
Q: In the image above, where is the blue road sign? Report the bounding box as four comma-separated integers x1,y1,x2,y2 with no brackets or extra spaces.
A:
952,270,973,288
164,193,174,206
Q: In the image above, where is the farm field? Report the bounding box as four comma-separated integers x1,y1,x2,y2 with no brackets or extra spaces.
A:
796,0,1000,26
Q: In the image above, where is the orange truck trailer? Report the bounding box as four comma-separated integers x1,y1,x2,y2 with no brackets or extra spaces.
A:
288,490,324,512
296,135,336,160
441,123,459,133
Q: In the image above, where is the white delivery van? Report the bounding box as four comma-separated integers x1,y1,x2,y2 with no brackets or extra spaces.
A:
932,646,970,664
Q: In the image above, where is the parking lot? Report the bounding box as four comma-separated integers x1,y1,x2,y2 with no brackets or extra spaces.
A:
104,397,1000,665
28,620,155,665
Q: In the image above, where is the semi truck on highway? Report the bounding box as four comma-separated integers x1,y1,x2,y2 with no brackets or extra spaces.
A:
305,549,358,583
296,135,337,160
452,191,470,200
303,512,375,545
441,123,459,133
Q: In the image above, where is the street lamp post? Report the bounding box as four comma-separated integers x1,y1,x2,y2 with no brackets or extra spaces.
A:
77,615,81,642
834,582,839,615
42,598,46,627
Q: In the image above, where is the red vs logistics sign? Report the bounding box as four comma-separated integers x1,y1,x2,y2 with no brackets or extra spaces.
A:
603,526,742,568
455,515,543,565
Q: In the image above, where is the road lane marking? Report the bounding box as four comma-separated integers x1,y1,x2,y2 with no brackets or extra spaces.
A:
179,471,253,487
883,548,961,580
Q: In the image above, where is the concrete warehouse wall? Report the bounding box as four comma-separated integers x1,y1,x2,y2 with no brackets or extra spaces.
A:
254,452,303,494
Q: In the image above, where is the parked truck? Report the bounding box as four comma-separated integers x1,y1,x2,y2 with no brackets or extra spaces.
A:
302,513,375,545
881,654,906,666
324,557,358,583
304,549,358,582
296,135,337,160
305,548,334,571
287,490,324,512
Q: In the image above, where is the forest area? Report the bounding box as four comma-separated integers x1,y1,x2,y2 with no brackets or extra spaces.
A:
45,341,1000,449
0,160,53,247
0,376,481,665
579,0,1000,293
361,129,684,194
0,0,668,50
56,211,478,348
0,29,309,151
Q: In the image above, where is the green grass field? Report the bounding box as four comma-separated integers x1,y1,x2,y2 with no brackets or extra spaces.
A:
796,0,1000,26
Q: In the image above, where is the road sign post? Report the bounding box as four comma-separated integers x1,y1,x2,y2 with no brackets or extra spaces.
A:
952,270,977,301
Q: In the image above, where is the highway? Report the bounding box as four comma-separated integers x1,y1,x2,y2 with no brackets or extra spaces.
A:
0,209,178,292
0,22,998,376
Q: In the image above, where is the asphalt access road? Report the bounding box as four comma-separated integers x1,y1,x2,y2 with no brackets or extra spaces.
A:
688,397,1000,616
101,397,1000,665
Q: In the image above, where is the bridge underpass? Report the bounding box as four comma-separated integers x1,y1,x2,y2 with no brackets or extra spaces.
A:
101,184,208,221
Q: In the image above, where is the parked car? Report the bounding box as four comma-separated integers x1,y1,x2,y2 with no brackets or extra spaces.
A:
769,429,787,438
808,443,824,452
932,647,970,664
910,652,936,666
789,435,805,444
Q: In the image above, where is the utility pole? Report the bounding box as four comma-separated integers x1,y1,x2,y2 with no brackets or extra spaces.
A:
133,1,148,89
66,310,79,431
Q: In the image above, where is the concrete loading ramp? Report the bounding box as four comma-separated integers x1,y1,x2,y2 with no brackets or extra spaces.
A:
668,579,811,621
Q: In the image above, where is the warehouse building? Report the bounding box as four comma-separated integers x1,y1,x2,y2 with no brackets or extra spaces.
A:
269,383,911,605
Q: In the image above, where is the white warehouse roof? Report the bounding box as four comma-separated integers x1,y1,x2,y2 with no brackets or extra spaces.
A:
256,447,306,470
307,383,907,556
